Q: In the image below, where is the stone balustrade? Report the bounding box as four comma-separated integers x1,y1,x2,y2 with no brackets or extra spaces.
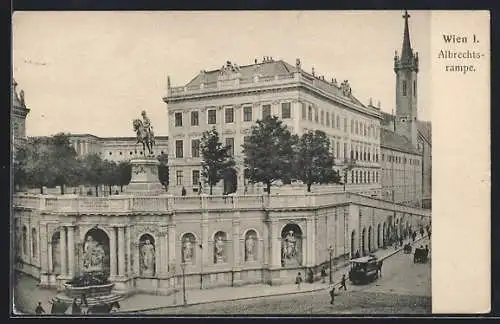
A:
12,192,431,218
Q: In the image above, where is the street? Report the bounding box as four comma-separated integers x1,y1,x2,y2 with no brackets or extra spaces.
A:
142,239,431,315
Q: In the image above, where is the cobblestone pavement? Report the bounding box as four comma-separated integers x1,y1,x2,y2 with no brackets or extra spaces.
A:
13,235,429,315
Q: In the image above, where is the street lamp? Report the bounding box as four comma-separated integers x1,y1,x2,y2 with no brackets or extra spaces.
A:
180,262,187,306
328,245,334,284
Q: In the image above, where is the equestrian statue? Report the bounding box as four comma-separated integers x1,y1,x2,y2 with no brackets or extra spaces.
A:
133,110,155,156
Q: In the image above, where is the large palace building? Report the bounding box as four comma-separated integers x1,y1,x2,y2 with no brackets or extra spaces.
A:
164,12,431,208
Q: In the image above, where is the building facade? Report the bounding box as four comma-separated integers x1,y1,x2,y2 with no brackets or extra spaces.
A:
13,192,430,293
67,134,169,163
164,58,382,197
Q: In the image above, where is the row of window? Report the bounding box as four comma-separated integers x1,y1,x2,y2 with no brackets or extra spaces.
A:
381,154,420,166
301,103,380,140
176,138,235,159
401,80,417,98
349,170,379,184
174,102,293,127
176,169,201,187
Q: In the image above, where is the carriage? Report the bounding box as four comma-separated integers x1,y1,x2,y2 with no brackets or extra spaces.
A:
413,247,429,263
403,243,412,254
348,255,380,285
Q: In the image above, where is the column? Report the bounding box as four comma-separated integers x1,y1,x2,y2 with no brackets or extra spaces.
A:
232,217,241,266
48,241,53,273
118,226,125,276
306,218,314,266
109,227,117,277
134,242,140,275
270,220,281,268
160,231,168,275
67,226,75,277
167,224,176,272
155,237,160,276
127,227,132,275
60,227,67,276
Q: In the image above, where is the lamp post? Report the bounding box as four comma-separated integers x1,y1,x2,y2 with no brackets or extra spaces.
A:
180,262,187,306
328,245,334,284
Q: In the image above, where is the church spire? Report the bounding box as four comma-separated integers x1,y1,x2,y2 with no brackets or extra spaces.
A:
400,10,413,63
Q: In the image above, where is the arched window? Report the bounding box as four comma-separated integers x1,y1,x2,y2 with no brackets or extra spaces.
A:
244,230,258,262
213,231,228,264
181,233,196,263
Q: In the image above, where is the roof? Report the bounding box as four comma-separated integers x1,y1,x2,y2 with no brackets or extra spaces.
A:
417,120,431,144
69,134,169,141
184,59,366,107
381,128,420,155
380,111,431,145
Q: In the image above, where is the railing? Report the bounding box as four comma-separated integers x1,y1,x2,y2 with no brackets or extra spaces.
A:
12,192,431,217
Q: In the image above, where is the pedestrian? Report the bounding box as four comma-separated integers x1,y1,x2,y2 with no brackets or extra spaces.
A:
181,186,187,196
295,272,303,290
321,266,327,283
355,250,360,259
340,274,347,290
35,301,45,315
308,268,314,283
109,301,120,313
329,286,335,305
80,295,89,315
71,298,81,315
378,260,383,277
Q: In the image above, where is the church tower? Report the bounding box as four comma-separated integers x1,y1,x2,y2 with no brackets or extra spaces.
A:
394,10,419,147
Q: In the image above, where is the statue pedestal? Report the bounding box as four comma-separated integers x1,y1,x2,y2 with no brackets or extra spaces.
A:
127,158,165,196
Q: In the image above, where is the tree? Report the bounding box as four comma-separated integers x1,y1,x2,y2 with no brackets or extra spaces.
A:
116,161,131,192
13,137,55,193
242,116,298,195
294,130,341,192
200,127,235,195
157,153,169,190
80,153,106,197
49,133,80,194
102,160,118,195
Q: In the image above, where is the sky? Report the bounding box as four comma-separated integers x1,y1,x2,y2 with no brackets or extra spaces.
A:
12,10,430,137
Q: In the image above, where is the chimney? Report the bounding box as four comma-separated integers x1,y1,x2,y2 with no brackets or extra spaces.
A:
312,67,315,77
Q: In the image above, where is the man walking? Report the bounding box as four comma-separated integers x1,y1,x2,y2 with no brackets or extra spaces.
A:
329,286,335,305
340,274,348,290
378,260,383,277
35,301,45,315
295,272,303,290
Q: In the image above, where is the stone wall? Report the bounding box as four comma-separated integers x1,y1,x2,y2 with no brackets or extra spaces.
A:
13,192,430,293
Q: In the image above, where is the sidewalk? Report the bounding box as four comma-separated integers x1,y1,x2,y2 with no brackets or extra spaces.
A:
119,235,427,313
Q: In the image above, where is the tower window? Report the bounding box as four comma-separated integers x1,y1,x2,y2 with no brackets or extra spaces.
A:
402,80,407,96
413,80,417,97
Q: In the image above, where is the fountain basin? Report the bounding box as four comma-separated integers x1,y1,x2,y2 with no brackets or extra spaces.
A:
63,282,115,299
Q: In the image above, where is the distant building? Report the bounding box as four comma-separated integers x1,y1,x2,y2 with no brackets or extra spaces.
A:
67,134,169,162
12,79,30,152
164,58,382,196
379,11,432,209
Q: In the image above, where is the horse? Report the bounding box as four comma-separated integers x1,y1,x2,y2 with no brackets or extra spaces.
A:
132,119,155,156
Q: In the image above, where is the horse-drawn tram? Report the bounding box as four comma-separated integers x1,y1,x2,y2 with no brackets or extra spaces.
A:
348,255,380,285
